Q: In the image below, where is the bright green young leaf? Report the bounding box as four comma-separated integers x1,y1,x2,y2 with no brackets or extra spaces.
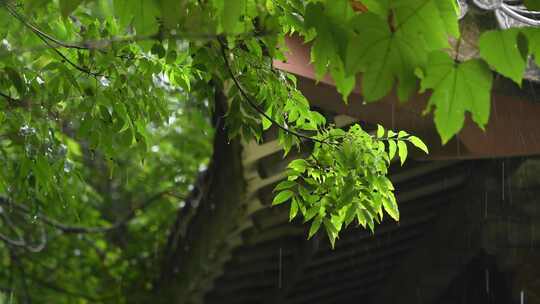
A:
420,51,493,143
272,190,294,205
288,159,308,173
388,139,397,160
323,218,339,248
376,124,385,138
479,29,527,85
308,216,323,239
382,195,399,221
290,198,299,221
408,136,429,154
397,140,408,165
397,130,408,138
274,180,296,192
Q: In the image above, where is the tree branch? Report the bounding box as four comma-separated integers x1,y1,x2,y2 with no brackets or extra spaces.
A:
0,190,179,235
218,39,329,146
5,3,102,77
0,212,47,252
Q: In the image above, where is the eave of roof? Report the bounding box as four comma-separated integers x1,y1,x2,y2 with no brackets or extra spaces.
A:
274,35,540,160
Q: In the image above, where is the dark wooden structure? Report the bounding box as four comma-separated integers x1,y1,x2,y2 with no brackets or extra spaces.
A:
165,6,540,303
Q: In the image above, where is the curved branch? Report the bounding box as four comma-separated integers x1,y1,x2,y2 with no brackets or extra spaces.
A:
218,39,330,146
0,212,47,252
4,4,102,77
0,190,178,234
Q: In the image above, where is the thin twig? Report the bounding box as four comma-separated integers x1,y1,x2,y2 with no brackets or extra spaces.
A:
0,91,16,102
0,4,274,57
0,190,178,234
0,213,47,252
5,4,102,77
218,39,329,145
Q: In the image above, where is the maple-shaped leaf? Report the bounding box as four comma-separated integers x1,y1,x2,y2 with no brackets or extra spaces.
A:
114,0,160,36
345,13,427,102
305,2,356,99
392,0,460,49
419,51,493,144
523,28,540,67
479,29,527,85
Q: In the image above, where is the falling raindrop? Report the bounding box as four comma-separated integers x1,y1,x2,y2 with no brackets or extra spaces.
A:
99,76,110,87
57,144,67,158
531,224,535,250
278,247,282,289
502,162,505,201
1,38,12,51
485,269,490,295
391,102,395,130
484,189,488,218
63,160,74,173
19,124,36,137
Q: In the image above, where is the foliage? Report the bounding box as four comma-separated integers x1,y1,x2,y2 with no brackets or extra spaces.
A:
0,0,534,302
273,125,428,247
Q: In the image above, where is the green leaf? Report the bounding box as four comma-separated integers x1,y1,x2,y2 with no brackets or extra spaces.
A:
272,190,294,205
524,0,540,11
288,159,308,173
357,0,388,16
382,195,399,221
159,0,183,29
323,218,338,248
289,198,299,221
376,124,384,138
5,68,25,95
274,180,296,192
388,139,397,160
304,206,319,222
393,0,460,49
344,205,357,226
345,13,426,102
420,51,493,144
408,136,428,154
308,216,322,239
134,1,160,36
397,140,407,165
397,130,408,138
479,29,526,85
222,0,246,33
59,0,84,17
305,1,354,84
524,28,540,67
